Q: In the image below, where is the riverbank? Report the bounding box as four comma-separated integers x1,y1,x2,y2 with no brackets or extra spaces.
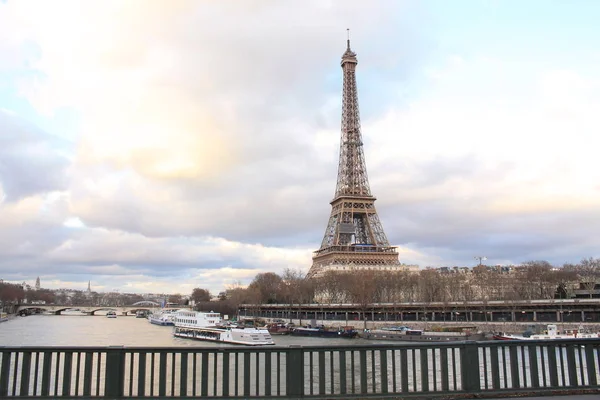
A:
266,318,600,335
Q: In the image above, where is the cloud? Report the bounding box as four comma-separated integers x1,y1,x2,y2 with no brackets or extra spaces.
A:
0,225,313,294
365,57,600,266
3,0,427,244
0,110,70,201
1,1,600,295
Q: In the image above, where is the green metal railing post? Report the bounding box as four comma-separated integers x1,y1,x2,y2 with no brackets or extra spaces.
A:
105,346,125,398
460,341,480,393
0,350,11,397
286,345,304,397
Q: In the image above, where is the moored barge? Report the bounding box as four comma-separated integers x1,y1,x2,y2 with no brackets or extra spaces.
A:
291,325,358,339
362,326,485,341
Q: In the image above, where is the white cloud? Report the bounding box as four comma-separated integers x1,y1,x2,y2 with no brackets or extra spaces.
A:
1,1,600,294
364,57,600,265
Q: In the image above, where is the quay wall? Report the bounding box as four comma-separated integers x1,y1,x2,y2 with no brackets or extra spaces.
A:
257,317,600,334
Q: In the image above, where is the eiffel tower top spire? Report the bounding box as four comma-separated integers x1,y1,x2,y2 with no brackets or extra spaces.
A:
335,29,372,200
342,28,357,63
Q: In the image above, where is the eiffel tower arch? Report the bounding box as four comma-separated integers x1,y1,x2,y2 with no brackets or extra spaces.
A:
306,37,401,279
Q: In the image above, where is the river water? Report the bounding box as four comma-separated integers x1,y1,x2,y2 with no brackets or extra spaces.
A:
0,314,377,347
0,314,401,396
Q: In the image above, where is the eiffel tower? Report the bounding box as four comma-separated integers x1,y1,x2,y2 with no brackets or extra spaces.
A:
306,36,400,279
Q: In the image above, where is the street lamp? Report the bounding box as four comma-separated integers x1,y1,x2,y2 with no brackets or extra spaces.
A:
474,256,487,267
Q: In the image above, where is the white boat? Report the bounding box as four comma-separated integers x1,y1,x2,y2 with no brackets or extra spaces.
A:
494,324,599,340
106,311,117,318
173,310,275,346
148,309,176,326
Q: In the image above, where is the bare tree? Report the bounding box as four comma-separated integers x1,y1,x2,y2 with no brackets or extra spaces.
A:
315,270,349,303
223,282,252,319
168,293,184,305
521,260,556,299
418,269,443,302
577,257,600,298
191,288,211,303
472,265,495,300
248,272,284,304
281,268,304,323
71,291,87,306
556,264,579,299
0,282,25,308
345,269,377,329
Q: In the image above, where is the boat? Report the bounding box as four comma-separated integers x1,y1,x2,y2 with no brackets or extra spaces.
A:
106,311,117,318
173,310,275,346
148,309,176,326
135,310,147,318
362,326,485,342
290,325,358,339
266,322,293,335
0,312,8,323
380,325,411,332
493,324,600,341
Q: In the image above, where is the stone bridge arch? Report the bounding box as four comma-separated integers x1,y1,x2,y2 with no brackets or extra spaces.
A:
13,304,159,316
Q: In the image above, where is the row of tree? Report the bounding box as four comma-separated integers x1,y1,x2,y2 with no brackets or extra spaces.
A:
199,258,600,308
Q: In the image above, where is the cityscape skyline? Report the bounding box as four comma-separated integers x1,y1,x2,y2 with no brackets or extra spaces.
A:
1,1,600,294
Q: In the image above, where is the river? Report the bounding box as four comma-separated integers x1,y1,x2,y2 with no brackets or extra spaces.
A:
0,314,378,347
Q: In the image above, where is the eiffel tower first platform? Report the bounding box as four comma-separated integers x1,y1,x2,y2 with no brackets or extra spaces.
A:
306,37,400,279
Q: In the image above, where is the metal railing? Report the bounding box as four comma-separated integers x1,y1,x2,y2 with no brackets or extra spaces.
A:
1,339,599,398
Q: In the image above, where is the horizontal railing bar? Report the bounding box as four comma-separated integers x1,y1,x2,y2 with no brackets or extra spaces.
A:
3,338,600,351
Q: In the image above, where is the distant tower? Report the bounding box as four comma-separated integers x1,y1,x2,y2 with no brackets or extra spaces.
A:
35,276,40,290
87,280,91,292
307,34,400,278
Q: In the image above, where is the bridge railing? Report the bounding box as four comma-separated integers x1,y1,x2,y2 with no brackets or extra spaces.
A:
1,340,599,398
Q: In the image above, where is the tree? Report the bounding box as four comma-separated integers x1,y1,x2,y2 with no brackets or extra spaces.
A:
281,268,315,325
37,289,56,304
54,292,68,305
71,291,87,306
578,257,600,298
87,291,101,306
521,260,556,299
314,270,349,303
345,269,377,329
191,288,211,303
0,282,25,306
471,265,495,300
168,293,183,305
555,263,579,299
418,269,443,302
248,272,284,304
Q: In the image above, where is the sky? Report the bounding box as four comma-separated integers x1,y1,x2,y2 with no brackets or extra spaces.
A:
1,0,600,295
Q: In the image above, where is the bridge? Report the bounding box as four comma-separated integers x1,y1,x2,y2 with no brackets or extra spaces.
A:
13,301,179,316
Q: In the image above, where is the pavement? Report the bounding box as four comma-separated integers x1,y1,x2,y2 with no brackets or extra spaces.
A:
486,396,600,399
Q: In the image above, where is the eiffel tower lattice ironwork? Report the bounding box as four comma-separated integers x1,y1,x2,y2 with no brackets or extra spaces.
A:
306,36,399,279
